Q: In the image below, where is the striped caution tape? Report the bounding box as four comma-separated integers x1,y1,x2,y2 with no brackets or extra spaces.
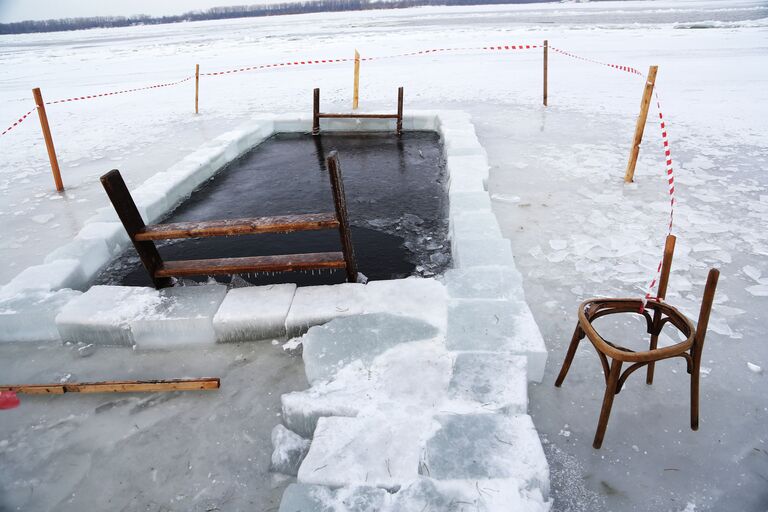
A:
1,44,538,137
1,108,36,137
202,44,538,76
549,45,677,306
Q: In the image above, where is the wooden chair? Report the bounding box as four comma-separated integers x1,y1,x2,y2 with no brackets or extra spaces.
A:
554,235,719,448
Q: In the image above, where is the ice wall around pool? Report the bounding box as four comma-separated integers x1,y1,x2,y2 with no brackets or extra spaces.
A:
0,111,546,385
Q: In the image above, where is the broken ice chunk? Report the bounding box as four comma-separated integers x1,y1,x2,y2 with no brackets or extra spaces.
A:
301,313,439,384
421,414,549,498
55,285,160,347
0,289,81,343
298,415,433,490
284,283,366,338
130,284,227,349
213,284,296,343
448,353,528,414
75,222,130,256
270,424,311,476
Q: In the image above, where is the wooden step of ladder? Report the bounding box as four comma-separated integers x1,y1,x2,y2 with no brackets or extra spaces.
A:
101,151,358,288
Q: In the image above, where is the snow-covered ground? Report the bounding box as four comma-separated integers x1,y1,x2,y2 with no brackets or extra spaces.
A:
1,0,767,510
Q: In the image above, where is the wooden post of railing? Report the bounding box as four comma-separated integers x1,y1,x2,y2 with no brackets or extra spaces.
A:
312,88,320,135
32,88,64,192
625,65,658,183
326,151,358,283
396,86,404,135
353,50,360,110
543,40,548,106
195,64,200,114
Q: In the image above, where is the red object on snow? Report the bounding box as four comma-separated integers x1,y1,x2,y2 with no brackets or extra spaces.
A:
0,391,20,410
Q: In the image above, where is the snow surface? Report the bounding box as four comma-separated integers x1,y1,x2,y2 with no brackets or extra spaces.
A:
1,0,767,510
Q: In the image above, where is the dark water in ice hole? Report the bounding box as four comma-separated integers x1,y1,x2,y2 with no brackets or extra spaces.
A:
97,131,450,287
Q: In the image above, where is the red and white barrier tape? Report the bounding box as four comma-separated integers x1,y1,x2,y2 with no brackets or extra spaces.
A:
45,75,193,105
1,43,538,136
550,45,677,306
1,108,36,137
641,90,676,306
202,44,538,76
549,46,643,77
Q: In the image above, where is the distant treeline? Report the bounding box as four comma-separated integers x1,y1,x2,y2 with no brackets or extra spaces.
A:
0,0,551,35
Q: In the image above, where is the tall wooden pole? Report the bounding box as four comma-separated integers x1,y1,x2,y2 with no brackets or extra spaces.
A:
624,65,658,183
195,64,200,114
352,49,360,110
32,88,64,192
543,40,548,106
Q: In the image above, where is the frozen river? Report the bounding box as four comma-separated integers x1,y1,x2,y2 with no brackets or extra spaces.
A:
1,1,767,510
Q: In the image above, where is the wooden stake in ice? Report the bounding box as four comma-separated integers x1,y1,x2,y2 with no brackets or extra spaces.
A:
624,65,658,183
1,378,221,395
543,40,548,106
353,49,360,110
32,87,64,192
195,64,200,114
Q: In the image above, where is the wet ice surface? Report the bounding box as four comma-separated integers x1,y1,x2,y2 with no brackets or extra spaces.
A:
477,99,768,511
0,340,307,512
95,132,450,288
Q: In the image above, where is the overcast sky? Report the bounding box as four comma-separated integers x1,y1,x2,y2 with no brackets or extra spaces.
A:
0,0,277,23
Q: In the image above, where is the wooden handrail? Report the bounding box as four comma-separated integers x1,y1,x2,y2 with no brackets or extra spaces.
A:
135,213,339,241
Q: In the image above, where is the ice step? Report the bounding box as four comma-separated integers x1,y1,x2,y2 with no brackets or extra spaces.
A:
278,478,550,512
448,191,493,217
282,339,451,437
284,283,367,338
278,483,388,512
55,285,160,347
270,424,311,477
448,353,528,415
0,260,85,299
389,477,551,512
450,211,503,240
301,313,439,385
362,277,447,332
213,283,296,342
452,238,516,268
130,284,227,349
297,415,433,490
421,414,550,498
44,237,112,284
446,299,547,382
442,266,523,300
0,289,82,343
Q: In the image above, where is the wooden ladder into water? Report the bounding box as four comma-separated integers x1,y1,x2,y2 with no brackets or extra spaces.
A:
101,151,358,289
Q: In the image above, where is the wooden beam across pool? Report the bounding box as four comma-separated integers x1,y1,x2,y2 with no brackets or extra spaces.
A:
154,252,347,278
134,213,340,241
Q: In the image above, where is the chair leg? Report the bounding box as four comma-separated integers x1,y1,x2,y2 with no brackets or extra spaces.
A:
691,352,700,431
646,333,659,384
555,324,584,387
593,358,623,449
